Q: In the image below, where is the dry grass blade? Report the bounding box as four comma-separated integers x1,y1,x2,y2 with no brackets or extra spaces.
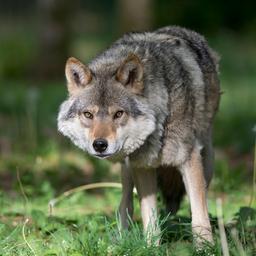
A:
216,198,230,256
22,218,36,256
48,182,137,215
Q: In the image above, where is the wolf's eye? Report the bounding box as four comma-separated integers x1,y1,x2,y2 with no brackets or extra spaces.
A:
114,110,124,119
83,111,93,119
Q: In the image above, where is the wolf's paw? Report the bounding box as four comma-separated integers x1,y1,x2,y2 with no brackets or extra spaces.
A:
192,224,214,248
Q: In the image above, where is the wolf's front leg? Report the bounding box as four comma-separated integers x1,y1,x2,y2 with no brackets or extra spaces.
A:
132,168,160,244
119,162,134,229
180,145,213,246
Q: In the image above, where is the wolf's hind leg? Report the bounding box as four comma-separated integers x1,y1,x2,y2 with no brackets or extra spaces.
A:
132,168,160,243
157,166,185,214
180,144,213,245
201,127,214,186
119,161,134,229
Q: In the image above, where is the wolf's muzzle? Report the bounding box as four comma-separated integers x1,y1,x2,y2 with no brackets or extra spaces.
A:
93,138,108,153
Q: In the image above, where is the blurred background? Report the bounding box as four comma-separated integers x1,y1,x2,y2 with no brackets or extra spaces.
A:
0,0,255,212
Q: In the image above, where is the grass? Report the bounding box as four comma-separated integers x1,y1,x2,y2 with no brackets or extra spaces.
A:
0,181,255,255
0,33,256,255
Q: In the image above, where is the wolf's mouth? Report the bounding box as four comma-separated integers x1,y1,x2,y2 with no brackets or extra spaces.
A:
94,153,113,159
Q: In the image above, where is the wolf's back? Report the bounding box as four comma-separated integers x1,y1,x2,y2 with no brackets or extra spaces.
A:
155,26,219,73
155,25,220,117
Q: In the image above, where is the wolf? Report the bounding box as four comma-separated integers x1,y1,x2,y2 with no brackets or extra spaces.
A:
58,26,220,245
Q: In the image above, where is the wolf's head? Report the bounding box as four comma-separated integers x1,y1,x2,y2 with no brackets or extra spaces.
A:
58,54,156,159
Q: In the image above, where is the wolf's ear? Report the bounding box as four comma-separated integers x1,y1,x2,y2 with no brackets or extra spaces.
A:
116,54,144,94
65,57,92,95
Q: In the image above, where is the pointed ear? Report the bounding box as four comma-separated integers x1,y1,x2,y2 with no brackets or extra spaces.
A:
65,57,92,95
116,54,144,94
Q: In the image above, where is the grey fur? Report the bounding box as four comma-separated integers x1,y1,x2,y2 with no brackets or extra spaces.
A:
58,26,220,243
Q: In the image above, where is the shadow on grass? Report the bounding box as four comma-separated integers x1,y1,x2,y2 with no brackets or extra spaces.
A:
159,206,256,254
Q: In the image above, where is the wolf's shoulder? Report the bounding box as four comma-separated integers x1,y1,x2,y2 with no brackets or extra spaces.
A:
155,26,206,43
155,25,219,73
114,25,207,46
114,26,219,64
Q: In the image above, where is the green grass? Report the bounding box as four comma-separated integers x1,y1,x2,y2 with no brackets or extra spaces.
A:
0,183,255,255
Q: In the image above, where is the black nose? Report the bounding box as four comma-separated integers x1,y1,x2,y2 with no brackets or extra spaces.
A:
93,139,108,153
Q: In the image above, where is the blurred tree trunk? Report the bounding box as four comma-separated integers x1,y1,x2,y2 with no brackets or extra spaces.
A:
36,0,78,80
118,0,153,33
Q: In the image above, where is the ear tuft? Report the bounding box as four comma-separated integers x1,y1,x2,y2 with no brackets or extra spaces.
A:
116,54,144,94
65,57,92,95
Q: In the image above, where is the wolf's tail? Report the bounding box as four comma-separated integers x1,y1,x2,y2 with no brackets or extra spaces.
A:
157,166,185,214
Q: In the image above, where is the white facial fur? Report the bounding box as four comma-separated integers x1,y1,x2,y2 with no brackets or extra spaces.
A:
116,115,156,155
58,98,156,158
58,115,156,158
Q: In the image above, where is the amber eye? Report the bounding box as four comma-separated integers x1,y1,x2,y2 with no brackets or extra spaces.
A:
114,110,124,119
83,111,93,119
